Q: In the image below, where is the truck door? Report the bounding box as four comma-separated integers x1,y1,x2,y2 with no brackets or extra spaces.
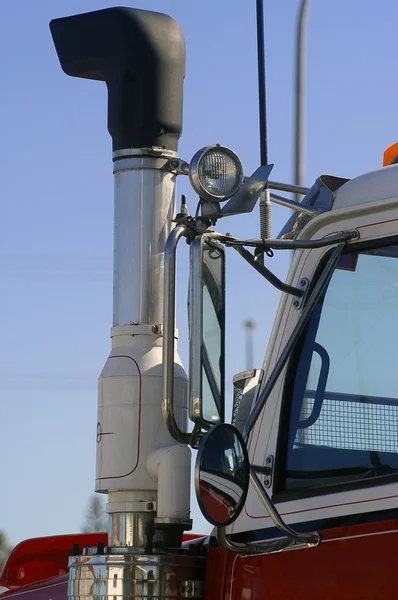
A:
225,187,398,599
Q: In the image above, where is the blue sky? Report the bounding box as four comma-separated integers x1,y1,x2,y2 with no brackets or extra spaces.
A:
1,0,398,545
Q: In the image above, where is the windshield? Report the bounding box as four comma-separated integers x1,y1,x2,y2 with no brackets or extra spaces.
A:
284,241,398,491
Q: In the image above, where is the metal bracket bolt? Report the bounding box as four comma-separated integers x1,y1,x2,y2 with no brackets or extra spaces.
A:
167,158,189,175
292,277,309,310
264,455,274,488
180,580,204,598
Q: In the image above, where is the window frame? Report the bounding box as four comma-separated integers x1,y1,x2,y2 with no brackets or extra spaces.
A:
273,234,398,503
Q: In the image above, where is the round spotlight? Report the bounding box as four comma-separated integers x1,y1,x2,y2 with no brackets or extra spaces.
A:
189,145,244,203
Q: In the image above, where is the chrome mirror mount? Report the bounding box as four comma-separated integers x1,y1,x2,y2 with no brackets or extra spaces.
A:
194,422,320,556
215,465,320,556
162,224,191,445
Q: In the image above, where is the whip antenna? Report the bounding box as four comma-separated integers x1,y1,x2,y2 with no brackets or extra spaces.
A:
256,0,272,245
256,0,268,167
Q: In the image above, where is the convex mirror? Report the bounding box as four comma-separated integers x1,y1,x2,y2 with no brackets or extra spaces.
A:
189,236,225,427
195,423,250,526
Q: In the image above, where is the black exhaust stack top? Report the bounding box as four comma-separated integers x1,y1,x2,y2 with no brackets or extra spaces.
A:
50,7,186,152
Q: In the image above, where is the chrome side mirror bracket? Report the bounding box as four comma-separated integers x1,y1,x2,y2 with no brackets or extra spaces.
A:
194,423,320,556
162,225,191,444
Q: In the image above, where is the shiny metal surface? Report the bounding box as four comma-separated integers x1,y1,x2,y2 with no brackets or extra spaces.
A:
180,580,204,598
214,466,319,556
270,192,317,216
216,525,316,556
216,524,293,555
162,225,191,444
195,424,249,526
236,176,309,195
211,446,319,556
68,552,205,600
114,157,176,171
249,467,319,546
268,179,309,195
294,0,311,201
109,513,154,549
113,155,176,327
221,165,273,217
189,237,202,425
278,174,348,239
113,148,178,159
189,145,243,203
181,167,309,196
259,189,272,239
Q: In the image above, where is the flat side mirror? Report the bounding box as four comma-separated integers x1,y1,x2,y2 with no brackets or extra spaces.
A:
189,236,225,427
195,424,249,526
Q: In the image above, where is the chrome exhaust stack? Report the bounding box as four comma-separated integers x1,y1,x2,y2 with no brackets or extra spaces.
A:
51,7,204,600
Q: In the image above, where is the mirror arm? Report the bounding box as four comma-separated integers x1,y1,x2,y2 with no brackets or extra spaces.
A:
163,225,191,444
210,229,359,250
233,245,304,296
249,467,320,546
215,525,292,555
270,192,317,216
189,423,203,449
214,468,319,557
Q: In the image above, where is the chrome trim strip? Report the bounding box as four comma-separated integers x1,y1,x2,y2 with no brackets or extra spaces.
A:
189,237,203,424
113,148,178,159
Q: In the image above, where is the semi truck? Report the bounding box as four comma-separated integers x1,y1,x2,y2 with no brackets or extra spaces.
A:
2,5,398,599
